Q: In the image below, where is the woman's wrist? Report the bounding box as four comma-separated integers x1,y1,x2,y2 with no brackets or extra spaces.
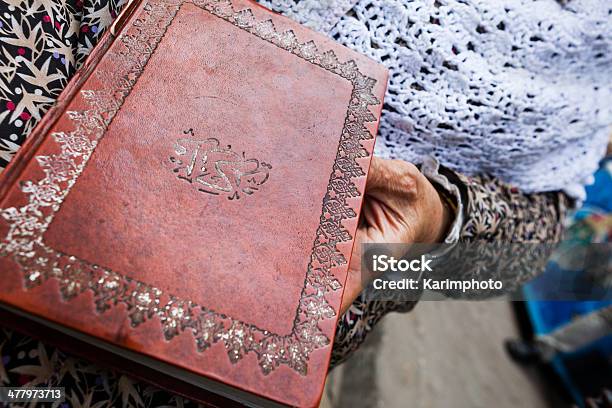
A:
409,168,451,244
418,157,464,245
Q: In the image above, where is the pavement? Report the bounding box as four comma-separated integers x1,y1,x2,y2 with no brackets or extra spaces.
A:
320,301,563,408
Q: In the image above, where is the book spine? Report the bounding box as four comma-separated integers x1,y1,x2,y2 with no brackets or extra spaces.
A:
0,0,143,204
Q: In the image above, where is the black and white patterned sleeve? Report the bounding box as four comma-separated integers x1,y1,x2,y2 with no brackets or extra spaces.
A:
457,172,570,243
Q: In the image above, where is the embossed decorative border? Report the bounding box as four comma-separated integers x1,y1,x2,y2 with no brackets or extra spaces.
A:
0,0,379,375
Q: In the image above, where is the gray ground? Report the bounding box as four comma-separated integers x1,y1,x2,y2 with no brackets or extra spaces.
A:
321,301,563,408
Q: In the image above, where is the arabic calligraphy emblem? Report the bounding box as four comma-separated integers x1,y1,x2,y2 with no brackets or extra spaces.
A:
169,129,272,200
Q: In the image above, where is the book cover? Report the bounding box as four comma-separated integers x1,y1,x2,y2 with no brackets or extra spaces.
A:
0,0,387,406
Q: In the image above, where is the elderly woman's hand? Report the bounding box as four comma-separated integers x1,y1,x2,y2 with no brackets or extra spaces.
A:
340,157,451,314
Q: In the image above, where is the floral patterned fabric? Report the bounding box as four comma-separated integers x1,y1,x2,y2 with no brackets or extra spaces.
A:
0,0,125,168
459,173,570,244
0,0,571,406
0,328,203,407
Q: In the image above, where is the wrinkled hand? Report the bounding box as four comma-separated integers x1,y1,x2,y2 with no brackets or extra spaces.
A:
340,157,451,315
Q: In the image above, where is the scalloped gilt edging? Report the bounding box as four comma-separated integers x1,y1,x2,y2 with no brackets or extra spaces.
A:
0,0,380,376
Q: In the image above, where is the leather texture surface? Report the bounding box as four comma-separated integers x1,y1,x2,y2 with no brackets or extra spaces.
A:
46,3,354,333
0,0,387,406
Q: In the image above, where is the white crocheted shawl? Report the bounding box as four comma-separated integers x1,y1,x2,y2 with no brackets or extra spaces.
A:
258,0,612,199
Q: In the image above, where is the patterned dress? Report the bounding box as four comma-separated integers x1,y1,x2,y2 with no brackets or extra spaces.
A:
0,0,571,406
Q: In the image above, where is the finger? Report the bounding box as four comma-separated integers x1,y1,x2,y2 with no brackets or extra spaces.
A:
361,199,378,230
365,156,386,191
363,196,397,234
365,157,418,198
364,192,408,233
365,156,402,194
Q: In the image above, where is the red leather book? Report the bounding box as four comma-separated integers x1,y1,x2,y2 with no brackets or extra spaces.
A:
0,0,387,406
